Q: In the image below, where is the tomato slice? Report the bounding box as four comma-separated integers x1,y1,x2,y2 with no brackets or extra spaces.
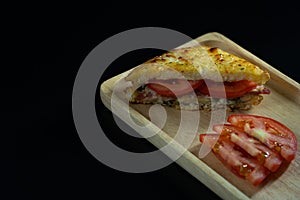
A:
147,79,203,97
213,124,283,172
199,114,297,186
197,80,258,99
228,114,297,162
200,133,270,186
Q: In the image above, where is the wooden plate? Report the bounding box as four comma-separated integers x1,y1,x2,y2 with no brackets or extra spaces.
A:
100,32,300,200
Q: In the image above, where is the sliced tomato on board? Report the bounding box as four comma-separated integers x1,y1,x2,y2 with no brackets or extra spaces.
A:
147,79,203,97
197,80,258,99
199,114,297,186
213,124,283,172
228,114,298,162
200,133,270,186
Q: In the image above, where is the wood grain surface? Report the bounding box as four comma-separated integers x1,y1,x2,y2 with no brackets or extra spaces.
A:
100,32,300,200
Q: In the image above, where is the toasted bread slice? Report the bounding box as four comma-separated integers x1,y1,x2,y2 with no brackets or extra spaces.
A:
125,46,270,86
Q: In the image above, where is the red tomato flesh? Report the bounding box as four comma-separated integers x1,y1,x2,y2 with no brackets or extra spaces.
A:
200,133,270,186
147,79,203,97
228,114,297,162
147,79,265,99
213,124,283,172
197,80,258,99
199,114,297,186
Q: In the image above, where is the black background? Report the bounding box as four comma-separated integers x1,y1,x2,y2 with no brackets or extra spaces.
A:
12,2,300,200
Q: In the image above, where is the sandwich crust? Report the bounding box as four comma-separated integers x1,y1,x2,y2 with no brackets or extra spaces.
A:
125,45,270,86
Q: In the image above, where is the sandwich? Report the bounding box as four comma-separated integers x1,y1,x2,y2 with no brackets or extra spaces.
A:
123,45,270,111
